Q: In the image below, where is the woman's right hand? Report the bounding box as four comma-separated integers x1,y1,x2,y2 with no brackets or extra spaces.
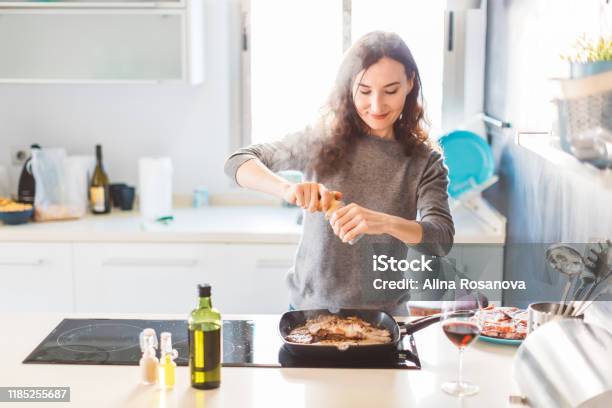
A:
282,182,342,213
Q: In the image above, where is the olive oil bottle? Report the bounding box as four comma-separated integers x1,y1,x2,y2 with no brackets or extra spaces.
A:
188,284,221,389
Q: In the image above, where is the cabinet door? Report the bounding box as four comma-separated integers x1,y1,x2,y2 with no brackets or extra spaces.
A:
460,244,505,305
205,244,297,314
0,242,73,312
0,11,183,81
74,243,211,313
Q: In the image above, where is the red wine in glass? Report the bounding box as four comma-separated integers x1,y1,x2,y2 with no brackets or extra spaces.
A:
440,298,483,397
442,321,480,348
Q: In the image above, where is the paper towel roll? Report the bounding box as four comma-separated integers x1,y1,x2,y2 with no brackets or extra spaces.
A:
138,157,173,221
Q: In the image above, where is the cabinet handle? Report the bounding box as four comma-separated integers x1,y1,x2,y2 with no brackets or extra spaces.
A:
255,259,293,269
0,258,44,266
102,258,198,267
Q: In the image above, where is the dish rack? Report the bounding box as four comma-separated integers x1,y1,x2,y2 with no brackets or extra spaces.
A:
449,176,505,235
553,70,612,168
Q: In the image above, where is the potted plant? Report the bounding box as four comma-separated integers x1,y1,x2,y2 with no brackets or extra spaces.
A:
561,34,612,78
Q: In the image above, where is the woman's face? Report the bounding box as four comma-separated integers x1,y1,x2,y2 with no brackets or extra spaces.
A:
352,57,414,139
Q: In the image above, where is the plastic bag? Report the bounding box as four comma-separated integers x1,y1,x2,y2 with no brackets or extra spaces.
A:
0,165,9,198
31,148,92,221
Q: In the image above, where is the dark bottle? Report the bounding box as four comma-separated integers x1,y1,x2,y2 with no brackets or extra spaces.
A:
17,144,41,204
188,283,221,389
90,145,110,214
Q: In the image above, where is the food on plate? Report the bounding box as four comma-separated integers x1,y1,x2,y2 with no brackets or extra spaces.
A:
477,305,527,340
0,197,32,212
285,315,392,346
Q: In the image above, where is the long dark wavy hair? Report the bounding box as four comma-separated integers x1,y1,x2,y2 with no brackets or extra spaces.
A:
314,31,436,178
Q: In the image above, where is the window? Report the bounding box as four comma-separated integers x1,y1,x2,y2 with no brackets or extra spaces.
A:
243,0,446,145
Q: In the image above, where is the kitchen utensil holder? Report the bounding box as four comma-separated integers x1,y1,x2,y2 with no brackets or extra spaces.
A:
527,302,583,334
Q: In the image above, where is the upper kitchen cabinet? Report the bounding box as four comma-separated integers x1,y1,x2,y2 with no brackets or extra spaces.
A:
0,0,204,84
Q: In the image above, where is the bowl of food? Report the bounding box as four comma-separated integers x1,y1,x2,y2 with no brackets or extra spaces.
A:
0,198,34,225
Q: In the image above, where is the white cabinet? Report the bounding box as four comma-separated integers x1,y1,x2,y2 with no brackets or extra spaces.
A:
73,243,297,314
74,243,213,313
0,242,73,312
455,244,505,305
408,244,505,310
203,244,296,314
0,0,204,83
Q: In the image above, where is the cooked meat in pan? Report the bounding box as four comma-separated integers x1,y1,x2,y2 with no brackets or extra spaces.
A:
285,315,392,345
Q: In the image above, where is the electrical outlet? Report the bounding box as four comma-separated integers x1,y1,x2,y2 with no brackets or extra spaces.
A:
10,146,29,167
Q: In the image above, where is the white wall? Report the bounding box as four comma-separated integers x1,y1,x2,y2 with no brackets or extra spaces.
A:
0,0,241,197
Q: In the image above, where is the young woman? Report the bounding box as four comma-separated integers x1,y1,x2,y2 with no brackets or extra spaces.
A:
225,31,454,315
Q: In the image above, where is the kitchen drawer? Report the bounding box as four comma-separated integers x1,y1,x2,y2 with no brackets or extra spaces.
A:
73,243,297,314
0,242,73,312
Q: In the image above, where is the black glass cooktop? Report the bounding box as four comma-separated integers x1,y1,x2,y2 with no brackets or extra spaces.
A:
23,318,420,369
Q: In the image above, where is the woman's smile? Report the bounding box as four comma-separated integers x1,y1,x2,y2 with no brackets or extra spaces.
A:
370,112,390,120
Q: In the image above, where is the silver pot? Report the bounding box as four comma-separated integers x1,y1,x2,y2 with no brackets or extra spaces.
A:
514,319,612,408
527,302,583,334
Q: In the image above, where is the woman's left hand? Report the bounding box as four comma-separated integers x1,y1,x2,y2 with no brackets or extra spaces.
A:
329,203,389,243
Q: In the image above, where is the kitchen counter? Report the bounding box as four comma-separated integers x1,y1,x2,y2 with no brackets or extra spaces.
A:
0,312,518,408
0,205,505,244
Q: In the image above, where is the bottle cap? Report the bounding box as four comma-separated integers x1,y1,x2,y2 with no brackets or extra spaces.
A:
198,283,211,297
139,328,158,352
160,332,172,350
159,332,178,360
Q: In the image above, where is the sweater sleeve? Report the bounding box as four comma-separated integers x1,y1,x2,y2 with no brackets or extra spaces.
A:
411,151,455,256
223,127,318,185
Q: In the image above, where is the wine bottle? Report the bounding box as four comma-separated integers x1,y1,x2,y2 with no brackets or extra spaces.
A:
188,284,221,389
17,144,41,205
90,144,110,214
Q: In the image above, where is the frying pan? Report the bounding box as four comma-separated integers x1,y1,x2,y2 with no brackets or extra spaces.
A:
279,308,445,360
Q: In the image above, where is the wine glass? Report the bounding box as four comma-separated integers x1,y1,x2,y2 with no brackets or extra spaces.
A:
440,291,483,397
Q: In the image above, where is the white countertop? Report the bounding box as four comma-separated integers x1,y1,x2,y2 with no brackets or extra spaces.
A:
0,205,505,244
0,312,518,408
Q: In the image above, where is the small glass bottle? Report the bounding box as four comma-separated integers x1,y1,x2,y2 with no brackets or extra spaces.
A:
188,283,221,389
158,332,178,389
324,199,363,245
139,328,159,385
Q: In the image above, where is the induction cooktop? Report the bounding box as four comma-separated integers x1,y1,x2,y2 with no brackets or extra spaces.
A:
23,318,420,369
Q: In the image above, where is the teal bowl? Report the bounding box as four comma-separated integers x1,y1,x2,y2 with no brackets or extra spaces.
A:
0,209,34,225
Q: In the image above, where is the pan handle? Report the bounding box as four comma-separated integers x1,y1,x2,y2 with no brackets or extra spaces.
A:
400,310,473,336
399,314,442,336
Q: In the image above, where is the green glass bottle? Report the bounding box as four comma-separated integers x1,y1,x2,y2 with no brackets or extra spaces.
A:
188,283,221,389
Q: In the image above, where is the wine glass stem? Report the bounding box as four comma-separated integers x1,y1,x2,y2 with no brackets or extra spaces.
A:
458,347,464,387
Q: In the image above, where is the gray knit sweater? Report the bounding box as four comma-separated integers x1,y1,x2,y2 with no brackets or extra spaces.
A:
224,127,454,314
